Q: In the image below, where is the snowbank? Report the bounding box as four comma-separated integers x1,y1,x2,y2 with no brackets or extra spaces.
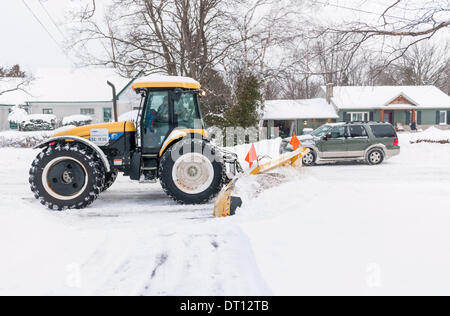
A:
225,138,283,172
7,106,28,124
236,138,450,295
404,127,450,144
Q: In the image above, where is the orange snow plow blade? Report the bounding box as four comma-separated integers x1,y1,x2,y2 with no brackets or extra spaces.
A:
249,147,309,175
214,147,310,217
214,178,239,218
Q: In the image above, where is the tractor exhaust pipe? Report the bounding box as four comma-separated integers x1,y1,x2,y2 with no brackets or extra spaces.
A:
107,81,119,122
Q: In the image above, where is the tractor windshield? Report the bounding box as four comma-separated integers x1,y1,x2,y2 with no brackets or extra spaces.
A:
174,92,202,129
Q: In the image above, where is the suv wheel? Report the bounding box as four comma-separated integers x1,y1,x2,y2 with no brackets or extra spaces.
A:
302,150,316,166
367,149,384,165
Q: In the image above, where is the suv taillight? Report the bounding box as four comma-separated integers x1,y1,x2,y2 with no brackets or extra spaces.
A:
394,138,399,146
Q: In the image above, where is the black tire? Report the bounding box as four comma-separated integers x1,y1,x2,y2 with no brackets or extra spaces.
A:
29,143,105,211
366,148,384,165
159,138,226,204
102,170,118,192
302,150,316,166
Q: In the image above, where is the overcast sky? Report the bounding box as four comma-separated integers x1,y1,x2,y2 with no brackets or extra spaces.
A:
0,0,446,73
0,0,72,71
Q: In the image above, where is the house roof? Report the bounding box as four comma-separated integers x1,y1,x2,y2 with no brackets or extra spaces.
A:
324,86,450,110
263,98,339,120
0,68,133,105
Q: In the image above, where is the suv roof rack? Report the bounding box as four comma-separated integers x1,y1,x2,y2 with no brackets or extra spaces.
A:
344,121,390,124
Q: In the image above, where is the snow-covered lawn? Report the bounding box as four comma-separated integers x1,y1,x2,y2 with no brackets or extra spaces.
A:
1,129,450,295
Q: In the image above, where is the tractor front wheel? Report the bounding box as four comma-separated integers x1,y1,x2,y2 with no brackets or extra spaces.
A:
159,138,225,204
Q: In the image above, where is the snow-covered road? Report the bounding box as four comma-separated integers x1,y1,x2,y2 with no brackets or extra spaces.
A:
1,130,450,295
0,148,270,296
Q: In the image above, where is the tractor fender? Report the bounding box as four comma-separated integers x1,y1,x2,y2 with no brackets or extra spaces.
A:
34,136,111,172
159,129,209,157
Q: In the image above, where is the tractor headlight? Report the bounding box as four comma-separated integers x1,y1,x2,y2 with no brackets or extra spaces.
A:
199,89,207,97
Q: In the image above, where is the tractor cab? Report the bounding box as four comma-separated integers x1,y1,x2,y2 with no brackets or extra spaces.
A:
131,76,206,155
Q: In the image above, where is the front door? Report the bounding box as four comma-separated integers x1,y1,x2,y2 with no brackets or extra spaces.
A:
318,125,347,158
384,111,393,124
346,125,370,157
142,90,171,153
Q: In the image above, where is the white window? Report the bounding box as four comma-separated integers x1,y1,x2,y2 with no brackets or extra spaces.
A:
440,111,447,125
81,108,95,116
350,112,369,122
42,108,53,115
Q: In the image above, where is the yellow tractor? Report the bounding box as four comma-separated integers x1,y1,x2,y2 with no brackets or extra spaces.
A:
29,76,242,211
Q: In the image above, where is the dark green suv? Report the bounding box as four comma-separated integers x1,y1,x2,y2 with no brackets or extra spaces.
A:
280,122,400,165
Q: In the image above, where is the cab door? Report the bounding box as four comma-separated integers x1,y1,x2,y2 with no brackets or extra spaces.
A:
346,125,370,158
141,90,172,153
318,125,348,158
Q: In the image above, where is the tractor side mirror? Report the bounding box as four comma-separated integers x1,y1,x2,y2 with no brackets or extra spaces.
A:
323,134,331,141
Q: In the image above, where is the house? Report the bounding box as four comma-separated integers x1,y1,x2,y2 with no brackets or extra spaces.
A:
0,68,139,130
261,98,339,138
318,85,450,130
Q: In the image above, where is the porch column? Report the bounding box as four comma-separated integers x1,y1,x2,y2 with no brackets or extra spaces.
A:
380,109,385,122
411,109,416,123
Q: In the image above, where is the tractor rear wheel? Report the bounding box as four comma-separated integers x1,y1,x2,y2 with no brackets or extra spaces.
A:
159,138,226,204
29,143,105,211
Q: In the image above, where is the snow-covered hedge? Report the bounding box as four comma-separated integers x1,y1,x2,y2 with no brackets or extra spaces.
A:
62,115,93,127
0,126,75,148
0,131,54,148
20,114,57,132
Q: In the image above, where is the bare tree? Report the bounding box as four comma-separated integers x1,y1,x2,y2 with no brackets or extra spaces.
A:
398,41,450,91
316,0,450,69
221,0,309,96
69,0,242,81
0,65,33,97
371,40,450,93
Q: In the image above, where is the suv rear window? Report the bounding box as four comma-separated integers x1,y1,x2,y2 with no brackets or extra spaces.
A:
370,125,397,138
349,125,368,138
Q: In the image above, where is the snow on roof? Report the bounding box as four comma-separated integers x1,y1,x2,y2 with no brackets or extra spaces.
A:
263,98,338,120
325,86,450,110
132,75,201,90
0,68,132,105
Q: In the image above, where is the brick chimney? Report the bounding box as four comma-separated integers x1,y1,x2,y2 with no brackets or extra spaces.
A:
326,83,334,104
